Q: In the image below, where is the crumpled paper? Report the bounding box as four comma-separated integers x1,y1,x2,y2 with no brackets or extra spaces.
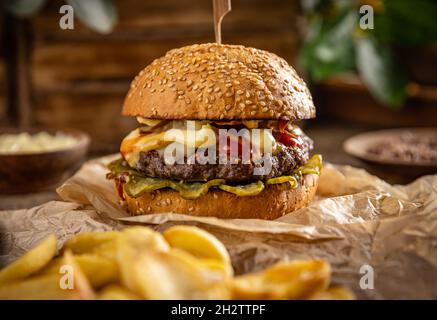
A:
0,155,436,299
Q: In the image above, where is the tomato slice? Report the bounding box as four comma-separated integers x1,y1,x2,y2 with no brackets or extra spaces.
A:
277,120,302,148
279,120,288,133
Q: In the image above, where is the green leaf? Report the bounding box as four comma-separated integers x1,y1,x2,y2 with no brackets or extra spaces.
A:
66,0,118,34
4,0,47,17
355,36,408,107
300,10,357,81
374,0,437,45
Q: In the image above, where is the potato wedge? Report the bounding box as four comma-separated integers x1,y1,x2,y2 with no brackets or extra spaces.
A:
0,274,85,300
41,254,118,289
200,258,233,278
0,251,94,300
117,236,229,300
64,231,120,254
98,285,140,300
61,250,95,299
0,234,57,285
310,287,355,300
121,226,170,252
163,226,230,265
231,260,331,299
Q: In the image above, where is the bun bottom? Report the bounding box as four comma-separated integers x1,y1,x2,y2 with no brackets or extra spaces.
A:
118,174,319,220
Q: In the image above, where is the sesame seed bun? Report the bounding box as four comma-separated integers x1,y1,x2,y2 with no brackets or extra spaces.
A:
123,43,315,120
119,173,319,220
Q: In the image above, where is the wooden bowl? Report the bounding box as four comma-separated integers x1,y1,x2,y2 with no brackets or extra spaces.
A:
343,128,437,184
0,128,90,194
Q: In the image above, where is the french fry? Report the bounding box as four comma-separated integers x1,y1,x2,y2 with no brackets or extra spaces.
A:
0,234,57,285
163,226,231,265
41,254,118,288
64,231,120,254
230,260,331,299
98,285,140,300
0,250,94,300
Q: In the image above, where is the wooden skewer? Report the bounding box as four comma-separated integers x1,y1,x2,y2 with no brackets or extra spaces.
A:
213,0,231,44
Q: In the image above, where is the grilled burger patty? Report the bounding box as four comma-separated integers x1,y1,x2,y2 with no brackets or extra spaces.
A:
133,135,313,183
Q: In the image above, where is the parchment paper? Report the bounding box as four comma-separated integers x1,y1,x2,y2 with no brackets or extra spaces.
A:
1,155,436,299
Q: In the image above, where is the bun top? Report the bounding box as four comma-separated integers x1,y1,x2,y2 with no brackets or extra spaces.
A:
122,43,315,120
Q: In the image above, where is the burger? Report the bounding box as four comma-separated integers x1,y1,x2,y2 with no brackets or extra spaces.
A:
107,43,322,219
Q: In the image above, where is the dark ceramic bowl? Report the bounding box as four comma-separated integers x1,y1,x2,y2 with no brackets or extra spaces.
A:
343,128,437,184
0,128,90,194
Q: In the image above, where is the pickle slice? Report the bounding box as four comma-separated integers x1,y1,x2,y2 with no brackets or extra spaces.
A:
218,181,264,197
175,179,225,200
296,154,322,175
266,176,298,188
124,177,174,197
107,159,139,176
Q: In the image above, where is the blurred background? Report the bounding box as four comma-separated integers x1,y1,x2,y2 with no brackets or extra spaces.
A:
0,0,436,207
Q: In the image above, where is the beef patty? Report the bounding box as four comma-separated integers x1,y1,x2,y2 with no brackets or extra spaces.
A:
133,135,313,183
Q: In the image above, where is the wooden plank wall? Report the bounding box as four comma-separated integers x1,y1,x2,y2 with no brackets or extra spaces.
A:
30,0,301,154
0,9,6,125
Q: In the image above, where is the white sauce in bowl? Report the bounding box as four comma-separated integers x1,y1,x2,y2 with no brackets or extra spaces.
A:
0,132,78,154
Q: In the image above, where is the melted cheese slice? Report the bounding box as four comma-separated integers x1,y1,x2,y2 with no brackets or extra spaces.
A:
121,125,216,167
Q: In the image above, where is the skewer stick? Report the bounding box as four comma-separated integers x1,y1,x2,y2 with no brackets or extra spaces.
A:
213,0,231,44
